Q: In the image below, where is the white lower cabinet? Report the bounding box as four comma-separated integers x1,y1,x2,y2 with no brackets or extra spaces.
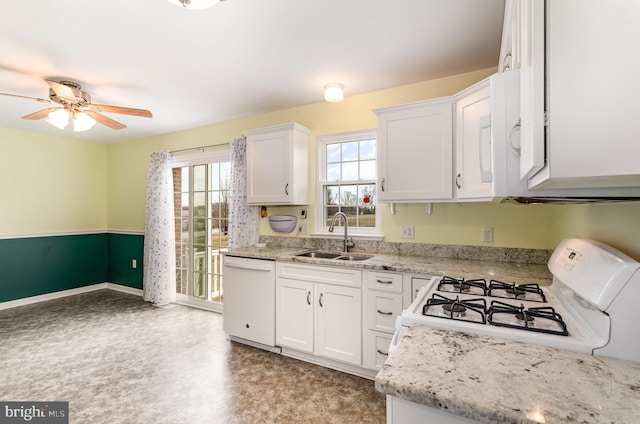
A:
363,270,403,371
276,262,362,366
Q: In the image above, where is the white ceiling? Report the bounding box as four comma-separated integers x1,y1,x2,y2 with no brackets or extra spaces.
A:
0,0,505,143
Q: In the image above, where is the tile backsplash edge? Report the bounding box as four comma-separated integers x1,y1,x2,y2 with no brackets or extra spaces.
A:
258,236,552,265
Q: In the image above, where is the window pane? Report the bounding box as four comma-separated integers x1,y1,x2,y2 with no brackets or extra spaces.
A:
360,160,376,180
342,162,358,181
326,186,339,205
210,163,220,190
193,192,206,212
326,143,341,163
324,206,340,226
220,162,230,190
326,163,340,182
193,165,206,191
360,139,376,160
340,185,358,206
342,142,358,161
181,167,189,192
341,207,357,227
359,184,376,206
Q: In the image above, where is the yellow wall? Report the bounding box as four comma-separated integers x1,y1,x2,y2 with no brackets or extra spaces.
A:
105,67,640,258
0,127,107,235
2,67,638,260
107,68,497,232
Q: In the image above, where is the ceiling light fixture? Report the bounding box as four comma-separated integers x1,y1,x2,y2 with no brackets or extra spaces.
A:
324,83,344,103
167,0,222,10
46,109,97,132
46,109,70,130
73,111,96,132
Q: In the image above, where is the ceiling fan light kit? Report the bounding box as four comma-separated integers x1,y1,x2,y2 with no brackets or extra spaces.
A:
0,79,152,133
72,111,96,132
167,0,222,10
46,109,70,130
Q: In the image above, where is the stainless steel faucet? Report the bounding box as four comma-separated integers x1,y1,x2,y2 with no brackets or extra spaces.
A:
328,211,354,253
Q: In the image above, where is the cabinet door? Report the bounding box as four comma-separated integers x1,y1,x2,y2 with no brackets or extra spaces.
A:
454,81,492,200
376,98,454,202
246,129,292,204
276,278,314,353
315,283,362,365
530,0,640,189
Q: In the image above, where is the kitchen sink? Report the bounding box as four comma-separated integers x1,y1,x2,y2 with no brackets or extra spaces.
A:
335,254,373,261
294,251,373,261
295,251,342,259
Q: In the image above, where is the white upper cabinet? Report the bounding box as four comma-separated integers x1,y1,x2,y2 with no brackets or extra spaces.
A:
498,0,522,73
517,0,640,191
454,79,493,200
244,123,311,205
375,98,454,202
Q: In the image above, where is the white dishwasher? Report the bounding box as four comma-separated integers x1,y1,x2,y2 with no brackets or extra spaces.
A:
223,256,277,348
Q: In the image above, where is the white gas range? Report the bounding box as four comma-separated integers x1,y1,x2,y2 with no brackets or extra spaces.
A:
391,238,640,363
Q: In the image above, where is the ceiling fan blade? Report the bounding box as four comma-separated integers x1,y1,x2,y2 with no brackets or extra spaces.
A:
0,92,51,103
22,108,60,120
86,111,126,130
46,80,77,102
90,104,153,118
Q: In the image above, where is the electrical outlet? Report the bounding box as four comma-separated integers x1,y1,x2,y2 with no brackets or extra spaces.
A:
400,225,415,239
482,227,494,243
298,223,308,234
132,259,137,269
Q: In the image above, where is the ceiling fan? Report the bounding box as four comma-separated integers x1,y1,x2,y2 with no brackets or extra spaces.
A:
0,79,152,132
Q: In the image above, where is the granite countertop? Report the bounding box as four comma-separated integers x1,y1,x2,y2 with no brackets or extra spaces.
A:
226,245,552,285
375,326,640,424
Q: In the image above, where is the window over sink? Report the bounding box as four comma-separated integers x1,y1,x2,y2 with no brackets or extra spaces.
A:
315,129,381,238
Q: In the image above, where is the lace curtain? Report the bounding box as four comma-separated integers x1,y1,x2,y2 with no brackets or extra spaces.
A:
143,150,177,305
228,137,260,249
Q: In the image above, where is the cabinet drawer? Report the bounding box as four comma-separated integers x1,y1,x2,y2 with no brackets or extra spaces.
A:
364,330,393,370
367,292,402,333
277,262,361,288
367,271,402,293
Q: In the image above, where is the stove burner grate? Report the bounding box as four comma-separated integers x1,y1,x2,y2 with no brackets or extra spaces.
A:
422,293,487,324
487,301,568,336
488,280,547,302
438,276,488,295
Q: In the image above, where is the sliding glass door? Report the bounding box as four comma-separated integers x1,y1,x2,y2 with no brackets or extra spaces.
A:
171,150,230,312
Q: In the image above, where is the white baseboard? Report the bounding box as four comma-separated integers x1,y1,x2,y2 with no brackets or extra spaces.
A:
0,282,142,311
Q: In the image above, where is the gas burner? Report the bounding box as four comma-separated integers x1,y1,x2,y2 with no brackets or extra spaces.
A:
437,276,487,296
442,303,467,317
422,293,487,324
488,280,547,302
488,301,568,336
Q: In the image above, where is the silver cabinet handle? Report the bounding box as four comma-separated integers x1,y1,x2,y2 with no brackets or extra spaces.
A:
381,178,385,192
306,291,311,305
455,173,461,189
377,349,389,356
376,279,393,285
285,183,289,195
377,310,393,316
319,292,323,307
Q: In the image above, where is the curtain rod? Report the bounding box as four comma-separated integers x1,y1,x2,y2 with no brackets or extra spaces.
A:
169,142,230,155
